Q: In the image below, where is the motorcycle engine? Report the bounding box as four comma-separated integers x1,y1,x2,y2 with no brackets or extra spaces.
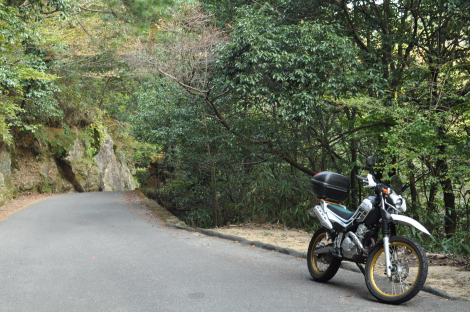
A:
341,236,358,259
341,224,369,259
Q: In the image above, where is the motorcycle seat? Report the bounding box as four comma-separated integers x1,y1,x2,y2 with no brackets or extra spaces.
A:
327,203,355,220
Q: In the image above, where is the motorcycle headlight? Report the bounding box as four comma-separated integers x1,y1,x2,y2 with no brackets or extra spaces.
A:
396,196,407,212
389,193,406,213
396,198,403,210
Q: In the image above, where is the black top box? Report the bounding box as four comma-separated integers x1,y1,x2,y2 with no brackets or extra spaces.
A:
310,171,350,203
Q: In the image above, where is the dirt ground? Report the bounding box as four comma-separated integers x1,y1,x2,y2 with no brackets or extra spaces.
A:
213,223,470,300
2,193,469,300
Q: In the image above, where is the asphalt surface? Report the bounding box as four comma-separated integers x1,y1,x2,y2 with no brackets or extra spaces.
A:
0,191,467,311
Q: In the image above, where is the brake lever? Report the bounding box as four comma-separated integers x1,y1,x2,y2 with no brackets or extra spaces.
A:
356,174,367,183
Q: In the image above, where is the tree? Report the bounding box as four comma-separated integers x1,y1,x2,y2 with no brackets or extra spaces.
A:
123,3,395,225
0,0,73,142
126,3,385,173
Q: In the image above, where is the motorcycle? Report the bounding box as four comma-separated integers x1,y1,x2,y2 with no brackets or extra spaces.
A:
307,156,430,305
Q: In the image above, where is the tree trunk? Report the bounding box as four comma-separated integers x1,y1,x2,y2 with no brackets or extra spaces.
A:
210,163,220,226
426,182,438,232
408,162,419,222
346,107,358,210
436,153,456,238
202,112,220,226
436,128,457,238
441,176,456,238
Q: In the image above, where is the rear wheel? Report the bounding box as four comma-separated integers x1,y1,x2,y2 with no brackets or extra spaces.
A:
365,236,428,304
307,228,341,282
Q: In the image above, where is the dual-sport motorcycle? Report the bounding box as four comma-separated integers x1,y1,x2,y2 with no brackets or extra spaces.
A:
307,156,430,305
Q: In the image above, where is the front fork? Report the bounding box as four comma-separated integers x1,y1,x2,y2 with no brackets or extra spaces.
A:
381,199,397,278
383,235,392,278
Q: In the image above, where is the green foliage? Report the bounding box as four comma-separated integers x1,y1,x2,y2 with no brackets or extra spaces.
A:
130,80,198,146
128,3,386,228
130,76,321,228
75,121,107,159
199,0,319,26
0,0,72,142
103,0,175,30
129,1,470,257
411,227,470,258
34,126,75,158
215,5,370,124
0,98,22,144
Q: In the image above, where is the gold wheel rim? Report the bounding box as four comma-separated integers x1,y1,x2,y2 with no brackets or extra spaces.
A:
311,232,328,274
369,241,420,297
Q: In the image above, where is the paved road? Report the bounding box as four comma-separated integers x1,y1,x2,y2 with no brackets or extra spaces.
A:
0,191,467,311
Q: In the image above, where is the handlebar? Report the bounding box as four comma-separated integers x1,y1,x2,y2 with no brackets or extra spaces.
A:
356,174,389,193
357,174,408,195
356,175,367,183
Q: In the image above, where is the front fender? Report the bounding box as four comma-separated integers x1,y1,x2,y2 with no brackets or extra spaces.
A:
390,214,431,236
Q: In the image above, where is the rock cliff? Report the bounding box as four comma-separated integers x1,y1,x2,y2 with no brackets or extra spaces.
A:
66,134,136,192
1,131,136,205
0,143,12,205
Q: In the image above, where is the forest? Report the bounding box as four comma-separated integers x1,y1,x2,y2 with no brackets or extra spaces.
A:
1,0,470,256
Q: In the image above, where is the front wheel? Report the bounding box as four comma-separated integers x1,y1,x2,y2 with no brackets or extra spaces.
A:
365,236,428,305
307,228,341,282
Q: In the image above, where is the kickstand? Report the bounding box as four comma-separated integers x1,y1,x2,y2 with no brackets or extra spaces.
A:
356,263,366,276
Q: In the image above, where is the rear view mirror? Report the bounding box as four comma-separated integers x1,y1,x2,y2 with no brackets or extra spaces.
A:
366,156,375,168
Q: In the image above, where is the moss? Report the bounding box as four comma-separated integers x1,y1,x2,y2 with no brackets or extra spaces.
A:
0,175,14,206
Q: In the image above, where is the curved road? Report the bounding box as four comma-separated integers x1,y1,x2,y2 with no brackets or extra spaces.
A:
0,191,466,311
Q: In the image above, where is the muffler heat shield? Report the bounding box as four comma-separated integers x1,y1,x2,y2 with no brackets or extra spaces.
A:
309,205,333,230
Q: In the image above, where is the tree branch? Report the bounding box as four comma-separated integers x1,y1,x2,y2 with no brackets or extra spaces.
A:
331,121,397,144
78,6,118,17
282,153,316,176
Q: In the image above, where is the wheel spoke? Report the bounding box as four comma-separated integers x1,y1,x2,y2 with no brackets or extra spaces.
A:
312,234,331,272
370,241,420,297
307,229,341,282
